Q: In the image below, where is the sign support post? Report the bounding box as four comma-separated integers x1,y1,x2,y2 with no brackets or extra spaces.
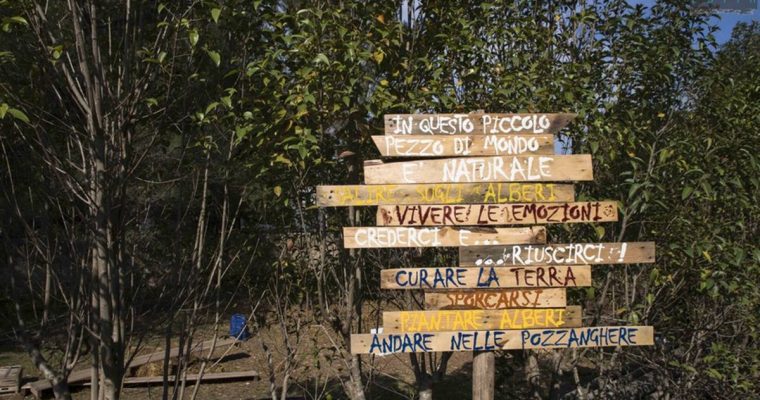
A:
468,110,494,400
473,350,495,400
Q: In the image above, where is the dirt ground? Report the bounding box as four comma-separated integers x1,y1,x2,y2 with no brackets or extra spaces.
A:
0,323,478,400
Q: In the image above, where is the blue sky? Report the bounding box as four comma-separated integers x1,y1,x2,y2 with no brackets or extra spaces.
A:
633,0,760,44
709,10,760,42
554,1,759,153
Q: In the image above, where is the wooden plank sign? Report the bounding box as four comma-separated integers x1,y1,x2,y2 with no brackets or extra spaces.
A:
350,326,654,354
380,265,591,290
363,155,593,184
377,201,618,226
383,306,582,332
459,242,656,267
372,135,554,157
343,226,546,249
424,288,567,310
384,113,576,135
316,183,575,207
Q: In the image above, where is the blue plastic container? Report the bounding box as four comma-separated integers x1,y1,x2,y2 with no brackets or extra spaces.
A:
229,313,251,340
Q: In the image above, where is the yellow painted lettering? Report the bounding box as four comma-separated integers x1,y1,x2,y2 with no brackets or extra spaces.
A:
483,183,496,203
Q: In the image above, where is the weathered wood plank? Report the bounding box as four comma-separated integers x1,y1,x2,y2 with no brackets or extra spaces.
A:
372,134,554,157
363,155,593,184
377,201,618,226
383,306,582,332
82,371,259,387
380,265,591,290
343,226,546,249
384,113,576,135
459,242,656,266
351,326,654,354
27,337,241,397
424,288,567,310
316,183,575,207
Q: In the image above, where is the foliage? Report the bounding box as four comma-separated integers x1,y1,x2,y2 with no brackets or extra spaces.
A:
0,1,757,399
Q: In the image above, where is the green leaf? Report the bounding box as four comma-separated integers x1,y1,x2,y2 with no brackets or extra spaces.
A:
188,29,199,47
211,8,221,23
594,226,605,240
0,103,8,119
221,96,232,109
205,102,219,114
235,125,253,142
8,108,29,123
3,16,28,26
314,53,329,65
11,16,28,25
50,45,63,60
274,154,292,167
681,186,694,200
373,49,384,64
706,368,724,380
205,50,220,66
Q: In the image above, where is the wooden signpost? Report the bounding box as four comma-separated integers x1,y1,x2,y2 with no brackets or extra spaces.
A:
316,182,575,206
363,155,593,184
424,288,567,310
315,111,656,400
350,326,654,354
459,241,656,266
377,201,619,226
372,134,554,157
382,306,583,332
380,266,592,290
384,113,576,135
343,226,546,248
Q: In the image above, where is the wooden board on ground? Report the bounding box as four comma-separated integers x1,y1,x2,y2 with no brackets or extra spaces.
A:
372,135,554,157
383,306,582,332
459,242,656,266
343,226,546,249
380,265,591,290
82,371,259,387
377,201,618,226
384,113,576,135
363,155,593,184
424,288,567,310
351,326,654,354
0,365,21,394
316,183,575,207
27,337,241,398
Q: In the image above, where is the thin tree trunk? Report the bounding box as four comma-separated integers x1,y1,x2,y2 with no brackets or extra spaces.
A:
10,257,73,400
418,375,433,400
525,351,542,399
346,205,366,400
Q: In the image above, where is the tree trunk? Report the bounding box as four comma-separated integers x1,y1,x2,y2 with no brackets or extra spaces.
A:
19,334,72,400
349,354,366,400
91,129,121,400
418,374,433,400
525,351,542,399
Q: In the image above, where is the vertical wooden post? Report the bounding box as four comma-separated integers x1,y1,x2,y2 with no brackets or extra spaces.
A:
469,108,494,400
472,351,495,400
